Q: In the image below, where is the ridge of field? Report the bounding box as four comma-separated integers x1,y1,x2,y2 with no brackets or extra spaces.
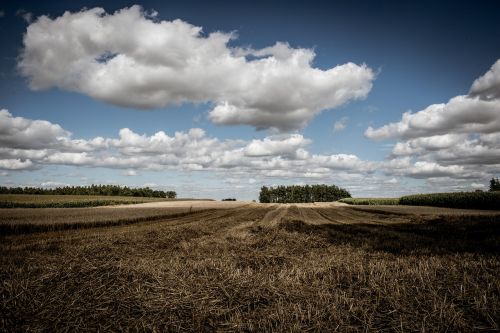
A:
0,200,246,234
339,197,399,205
0,194,215,208
1,202,499,331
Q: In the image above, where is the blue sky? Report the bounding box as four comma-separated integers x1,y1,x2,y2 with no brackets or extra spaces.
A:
0,1,499,199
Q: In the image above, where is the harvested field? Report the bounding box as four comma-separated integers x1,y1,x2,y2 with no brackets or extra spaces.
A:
1,202,499,331
0,194,171,208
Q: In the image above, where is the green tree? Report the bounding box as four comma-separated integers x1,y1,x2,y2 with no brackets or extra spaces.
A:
166,191,177,199
490,177,500,192
259,186,271,203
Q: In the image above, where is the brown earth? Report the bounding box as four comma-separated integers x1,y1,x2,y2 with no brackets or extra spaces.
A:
1,202,499,331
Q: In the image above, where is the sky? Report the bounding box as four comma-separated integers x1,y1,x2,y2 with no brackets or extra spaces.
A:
0,0,499,200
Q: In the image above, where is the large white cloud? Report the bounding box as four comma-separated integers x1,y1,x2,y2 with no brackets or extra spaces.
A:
365,59,500,181
0,109,68,149
18,6,374,131
365,95,500,140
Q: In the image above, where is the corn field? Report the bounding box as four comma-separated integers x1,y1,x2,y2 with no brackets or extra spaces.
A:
399,191,500,210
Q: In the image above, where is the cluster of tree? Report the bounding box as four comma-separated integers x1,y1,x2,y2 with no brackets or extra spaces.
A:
259,184,351,203
490,177,500,192
221,198,237,201
0,185,177,198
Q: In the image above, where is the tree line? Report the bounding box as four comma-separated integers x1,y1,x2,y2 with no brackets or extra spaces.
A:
0,185,177,198
259,184,351,203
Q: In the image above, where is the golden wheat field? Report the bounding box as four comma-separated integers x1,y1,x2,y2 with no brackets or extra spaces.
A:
1,200,500,331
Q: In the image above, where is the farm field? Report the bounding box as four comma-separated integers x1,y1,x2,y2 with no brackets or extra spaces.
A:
0,194,173,208
1,201,500,331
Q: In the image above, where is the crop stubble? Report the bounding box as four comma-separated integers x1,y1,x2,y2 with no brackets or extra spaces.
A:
1,202,499,331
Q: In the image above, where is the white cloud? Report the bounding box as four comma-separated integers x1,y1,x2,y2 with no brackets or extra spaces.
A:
0,158,33,170
0,109,109,154
470,59,500,101
333,116,348,132
0,109,69,149
0,109,377,180
0,11,5,18
2,107,495,195
40,181,70,188
19,6,374,131
391,134,467,156
243,134,310,157
405,161,465,179
365,95,500,140
366,60,500,141
365,59,500,182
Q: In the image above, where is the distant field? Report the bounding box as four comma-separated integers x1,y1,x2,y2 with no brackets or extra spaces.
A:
341,192,500,210
0,206,213,235
0,194,210,208
400,191,500,210
1,201,499,331
339,197,399,205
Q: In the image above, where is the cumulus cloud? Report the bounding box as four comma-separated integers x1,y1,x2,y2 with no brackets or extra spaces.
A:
405,161,465,179
333,117,348,132
0,109,376,180
0,158,34,170
3,107,494,195
470,60,500,100
0,109,108,153
243,134,310,158
18,6,374,131
365,59,500,181
0,109,69,149
366,60,500,141
122,170,138,176
365,96,500,140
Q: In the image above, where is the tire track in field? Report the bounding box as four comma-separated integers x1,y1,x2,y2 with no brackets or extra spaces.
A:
116,204,257,235
312,207,352,225
255,205,290,227
195,205,278,243
312,207,400,225
147,204,275,249
331,207,410,225
296,207,335,225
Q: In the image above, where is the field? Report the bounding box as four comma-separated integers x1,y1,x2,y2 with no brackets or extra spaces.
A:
340,192,500,210
339,197,399,205
1,201,500,331
0,194,173,208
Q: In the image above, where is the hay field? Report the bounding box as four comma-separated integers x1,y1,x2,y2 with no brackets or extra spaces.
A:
1,201,499,331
